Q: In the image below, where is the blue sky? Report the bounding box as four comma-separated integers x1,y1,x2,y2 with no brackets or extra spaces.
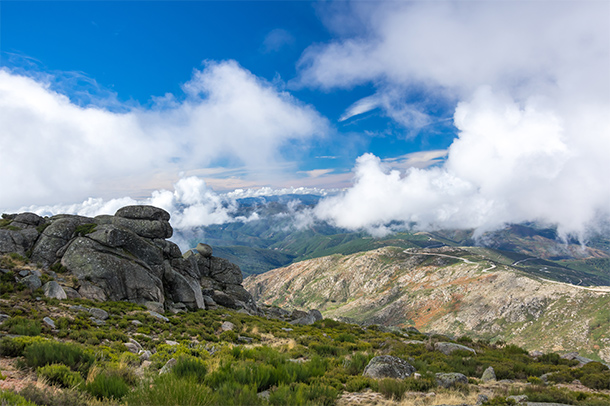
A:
1,1,609,239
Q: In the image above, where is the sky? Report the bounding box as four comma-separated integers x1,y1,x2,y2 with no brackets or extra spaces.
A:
1,1,609,240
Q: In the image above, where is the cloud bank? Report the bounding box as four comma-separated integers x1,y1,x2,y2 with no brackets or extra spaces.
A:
0,60,327,212
307,1,610,239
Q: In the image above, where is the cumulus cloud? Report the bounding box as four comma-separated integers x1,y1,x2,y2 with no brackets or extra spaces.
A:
0,60,327,212
306,1,610,239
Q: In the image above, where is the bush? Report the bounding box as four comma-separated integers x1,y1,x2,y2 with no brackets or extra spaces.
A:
37,364,84,388
345,352,371,375
17,384,92,406
0,389,37,406
2,317,41,336
125,374,216,406
172,357,208,383
84,370,129,400
0,336,47,357
24,341,94,374
268,382,338,406
581,372,610,390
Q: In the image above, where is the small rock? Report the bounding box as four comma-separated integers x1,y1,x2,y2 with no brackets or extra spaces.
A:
413,372,422,379
131,320,143,326
129,338,143,351
21,275,42,291
145,301,165,314
529,350,544,358
476,394,489,406
124,343,140,353
89,307,109,320
148,311,169,322
196,243,213,258
238,336,253,344
434,342,476,356
165,340,178,346
18,270,29,277
257,390,270,400
30,270,41,277
435,372,468,388
281,328,293,332
43,317,55,328
159,358,177,375
481,366,496,382
403,340,425,345
42,281,67,300
221,321,235,331
363,356,416,379
0,314,9,323
63,287,81,299
89,317,106,325
139,350,152,361
507,395,528,403
70,305,88,311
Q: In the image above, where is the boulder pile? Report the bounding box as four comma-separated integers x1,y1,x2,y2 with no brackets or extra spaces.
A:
0,206,256,313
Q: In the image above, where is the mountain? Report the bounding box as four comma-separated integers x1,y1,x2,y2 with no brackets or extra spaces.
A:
244,246,610,362
176,195,610,284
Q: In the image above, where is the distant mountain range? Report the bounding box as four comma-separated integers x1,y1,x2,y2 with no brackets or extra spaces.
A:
178,195,610,286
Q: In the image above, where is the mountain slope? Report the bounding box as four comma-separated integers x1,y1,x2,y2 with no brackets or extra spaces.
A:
244,246,610,362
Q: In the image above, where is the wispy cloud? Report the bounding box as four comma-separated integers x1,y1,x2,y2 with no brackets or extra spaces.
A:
262,29,295,53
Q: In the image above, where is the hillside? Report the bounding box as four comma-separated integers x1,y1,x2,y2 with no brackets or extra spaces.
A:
244,246,610,362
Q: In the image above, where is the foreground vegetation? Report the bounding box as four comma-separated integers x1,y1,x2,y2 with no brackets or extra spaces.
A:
1,262,609,405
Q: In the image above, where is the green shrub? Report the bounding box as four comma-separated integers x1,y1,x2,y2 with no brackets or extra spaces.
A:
3,317,42,336
0,389,37,406
310,343,345,357
219,330,237,343
345,376,372,392
84,370,129,400
0,336,47,357
172,357,208,383
74,223,97,236
345,352,371,375
214,381,262,406
37,364,84,388
16,384,92,406
125,374,216,406
268,382,338,406
581,372,610,390
24,341,94,374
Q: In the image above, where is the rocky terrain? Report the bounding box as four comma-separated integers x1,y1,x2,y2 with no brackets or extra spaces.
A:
245,246,610,362
0,206,256,314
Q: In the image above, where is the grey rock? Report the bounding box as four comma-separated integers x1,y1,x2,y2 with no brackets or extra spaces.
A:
148,311,169,322
529,350,544,358
139,350,152,361
18,270,29,277
21,275,42,291
78,281,107,301
62,237,164,304
363,356,416,379
159,358,177,375
435,372,468,388
476,394,489,406
97,215,172,239
90,317,106,325
202,295,217,309
507,395,528,403
43,317,55,328
221,321,235,331
131,320,143,326
115,205,170,222
63,287,81,299
208,256,242,285
42,281,67,300
238,336,253,344
210,290,237,309
290,309,323,325
12,213,44,228
89,307,109,320
0,314,9,323
435,342,476,355
257,390,270,400
164,269,205,310
196,243,213,258
165,340,178,346
145,301,165,314
403,340,426,345
125,342,140,353
481,366,496,382
31,216,93,264
129,338,143,351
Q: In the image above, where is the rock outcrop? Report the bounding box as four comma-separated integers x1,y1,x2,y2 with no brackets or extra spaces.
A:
0,206,256,313
362,355,416,379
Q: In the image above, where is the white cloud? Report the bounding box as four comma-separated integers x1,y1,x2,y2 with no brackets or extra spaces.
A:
0,61,327,212
307,1,610,239
262,29,295,53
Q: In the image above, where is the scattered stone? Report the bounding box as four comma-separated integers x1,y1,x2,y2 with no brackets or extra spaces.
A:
530,350,544,358
363,356,416,379
257,390,270,400
435,372,468,388
42,281,67,300
507,395,528,403
165,340,178,346
481,366,496,382
434,342,476,356
159,358,177,375
221,321,235,331
89,317,106,325
238,336,253,344
129,338,143,351
89,307,109,320
148,311,169,322
124,343,140,353
281,328,293,332
131,320,143,326
18,270,29,277
43,317,55,328
0,314,9,323
139,350,152,361
196,243,213,258
476,394,489,406
21,275,42,291
63,287,81,299
403,340,425,345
